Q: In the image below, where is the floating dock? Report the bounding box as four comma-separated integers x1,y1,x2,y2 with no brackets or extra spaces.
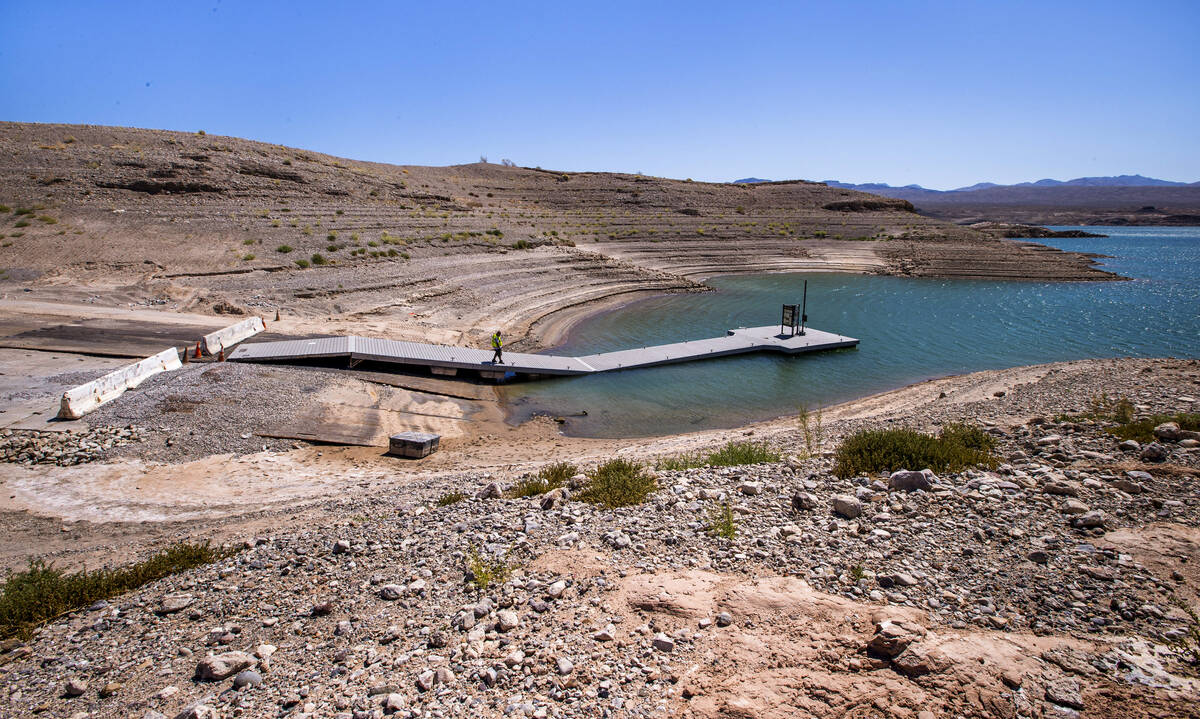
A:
227,325,858,380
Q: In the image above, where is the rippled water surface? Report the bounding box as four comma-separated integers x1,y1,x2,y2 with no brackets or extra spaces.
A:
500,227,1200,437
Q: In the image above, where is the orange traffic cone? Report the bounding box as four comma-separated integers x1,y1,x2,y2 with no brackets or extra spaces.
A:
217,348,225,362
193,342,202,359
274,309,280,322
181,346,189,364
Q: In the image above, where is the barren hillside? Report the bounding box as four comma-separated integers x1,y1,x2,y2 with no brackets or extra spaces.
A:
0,122,1117,348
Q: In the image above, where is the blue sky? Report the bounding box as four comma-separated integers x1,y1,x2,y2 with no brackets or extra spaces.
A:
1,1,1197,189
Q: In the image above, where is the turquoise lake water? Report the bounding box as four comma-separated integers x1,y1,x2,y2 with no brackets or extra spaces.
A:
501,227,1200,438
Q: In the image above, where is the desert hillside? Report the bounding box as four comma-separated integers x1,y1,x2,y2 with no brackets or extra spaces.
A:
0,122,1116,348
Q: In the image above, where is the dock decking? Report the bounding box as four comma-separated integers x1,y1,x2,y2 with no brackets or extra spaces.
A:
227,325,858,378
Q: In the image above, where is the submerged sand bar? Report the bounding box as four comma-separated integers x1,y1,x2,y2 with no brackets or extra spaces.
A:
228,325,859,379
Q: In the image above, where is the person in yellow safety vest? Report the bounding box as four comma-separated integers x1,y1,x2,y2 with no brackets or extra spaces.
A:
491,330,503,364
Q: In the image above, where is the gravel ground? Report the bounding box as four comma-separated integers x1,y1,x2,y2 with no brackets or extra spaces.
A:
86,363,334,462
1,358,1198,718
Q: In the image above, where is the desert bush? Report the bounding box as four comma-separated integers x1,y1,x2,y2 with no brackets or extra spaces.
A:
707,502,737,539
242,253,255,261
13,220,29,228
657,441,778,470
436,492,466,507
0,541,235,639
310,253,328,266
797,404,824,457
512,239,532,250
832,424,998,478
509,462,576,497
465,547,510,591
276,244,293,253
1057,393,1136,425
1106,412,1200,443
577,459,656,508
294,259,310,269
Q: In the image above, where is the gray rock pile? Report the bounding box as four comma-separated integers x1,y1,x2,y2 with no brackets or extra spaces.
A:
0,425,144,466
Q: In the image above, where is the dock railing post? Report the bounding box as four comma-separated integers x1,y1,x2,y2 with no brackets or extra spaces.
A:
800,280,808,336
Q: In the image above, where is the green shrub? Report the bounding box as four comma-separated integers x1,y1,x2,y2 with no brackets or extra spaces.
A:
577,459,656,508
1106,412,1200,443
832,424,998,478
707,502,736,539
310,253,328,266
276,244,293,253
797,404,824,457
14,208,34,216
0,205,11,213
437,492,466,507
294,259,310,269
657,441,778,470
1057,393,1136,424
466,547,510,591
13,220,29,228
242,238,256,245
512,239,532,250
0,541,235,639
938,421,997,452
509,461,576,497
242,253,255,261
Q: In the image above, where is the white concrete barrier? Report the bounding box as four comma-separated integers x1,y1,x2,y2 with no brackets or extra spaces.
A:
57,347,183,420
202,316,265,355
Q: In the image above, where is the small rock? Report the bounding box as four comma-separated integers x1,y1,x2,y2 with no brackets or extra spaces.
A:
888,469,933,492
716,612,733,627
64,678,87,697
383,692,405,713
737,481,763,496
652,633,675,653
156,594,194,615
416,669,436,692
1153,422,1181,441
1061,498,1089,515
593,623,616,641
556,657,574,675
332,539,351,554
1139,443,1169,463
867,619,924,658
379,584,404,600
1072,510,1106,529
1045,678,1084,710
195,651,255,681
1118,439,1141,453
832,494,861,519
791,492,818,512
233,670,262,689
478,482,503,499
497,610,520,632
1111,478,1146,494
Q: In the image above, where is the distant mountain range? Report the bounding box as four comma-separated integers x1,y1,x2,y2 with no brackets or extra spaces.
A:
823,174,1196,193
731,175,1200,226
733,174,1195,191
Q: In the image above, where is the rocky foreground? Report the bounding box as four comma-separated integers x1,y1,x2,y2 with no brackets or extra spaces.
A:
1,359,1199,719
